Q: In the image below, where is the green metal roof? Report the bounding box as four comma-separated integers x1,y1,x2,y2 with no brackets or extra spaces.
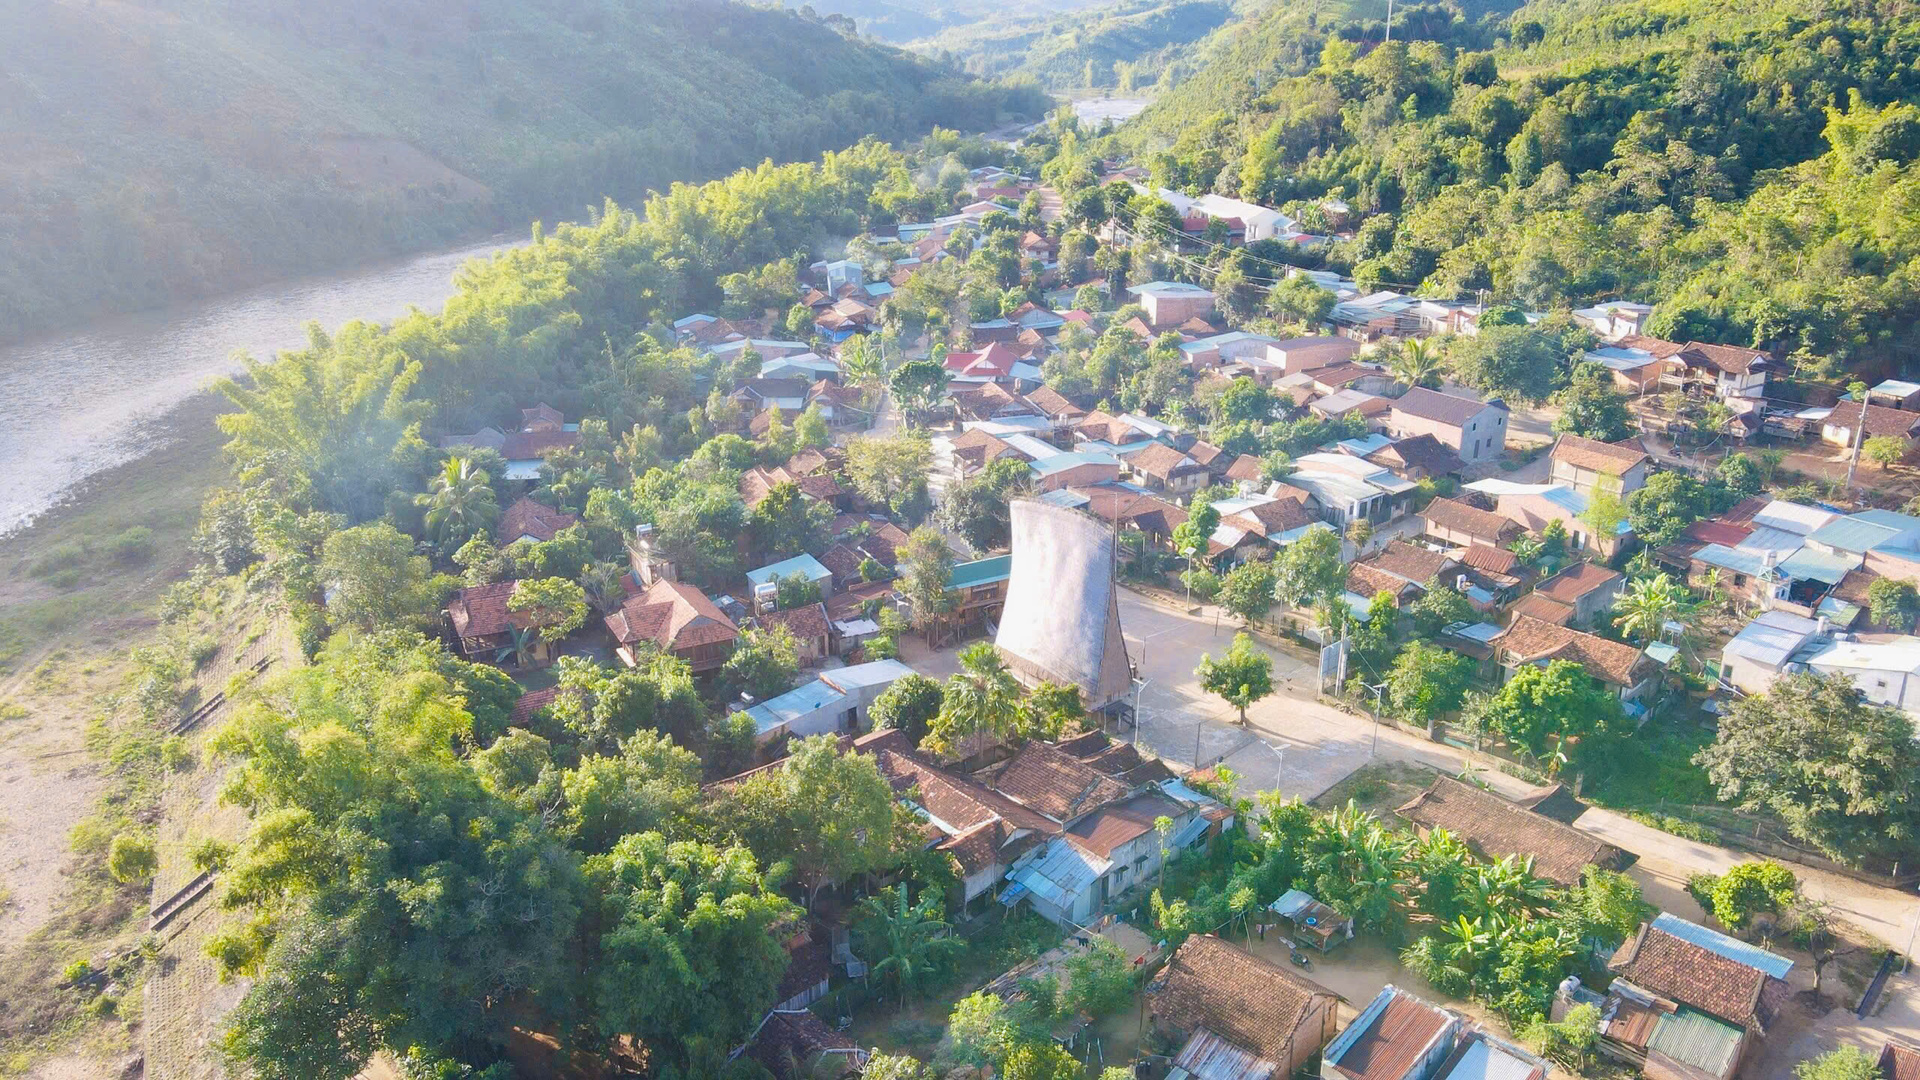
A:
948,554,1012,589
1648,1010,1743,1078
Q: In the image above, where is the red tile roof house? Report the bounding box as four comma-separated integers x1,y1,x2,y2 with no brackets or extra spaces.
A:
1387,388,1509,465
1548,434,1650,497
497,497,578,544
1122,441,1211,497
1421,496,1523,550
1598,917,1794,1080
1397,775,1629,887
1148,935,1342,1080
751,602,833,666
445,580,578,669
1519,560,1625,630
1820,398,1920,447
1346,541,1458,607
604,579,741,673
1492,614,1658,705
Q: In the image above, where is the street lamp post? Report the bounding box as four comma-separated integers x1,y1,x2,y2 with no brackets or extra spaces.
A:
1131,677,1151,747
1264,741,1285,791
1364,681,1389,757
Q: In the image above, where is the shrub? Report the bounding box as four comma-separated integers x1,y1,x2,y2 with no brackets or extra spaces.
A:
61,959,92,985
31,541,88,578
160,735,194,772
105,526,156,564
1708,861,1798,931
107,832,158,885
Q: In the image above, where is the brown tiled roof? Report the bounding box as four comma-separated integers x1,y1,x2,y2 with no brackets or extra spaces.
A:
1186,440,1227,468
1311,363,1383,390
509,686,559,727
1348,563,1418,602
1880,1041,1920,1080
1361,541,1453,585
756,602,831,642
604,579,740,651
861,523,911,567
775,933,832,1004
521,403,565,430
447,580,563,639
859,731,1057,844
1392,387,1500,426
747,1009,860,1079
1508,593,1574,626
1073,485,1189,534
1024,385,1082,418
1551,434,1648,475
1396,775,1627,887
808,380,866,409
1226,454,1264,482
786,448,831,476
741,466,843,508
1458,544,1520,576
951,428,1026,466
818,543,867,584
1075,409,1132,443
1080,741,1145,776
1824,399,1920,439
1368,434,1465,478
1124,442,1203,481
1151,935,1341,1062
1535,561,1623,604
1677,341,1771,375
501,428,579,460
1326,990,1455,1080
1609,924,1775,1028
1686,519,1756,547
1229,497,1315,538
1618,334,1687,359
1494,614,1648,687
1834,565,1881,606
1066,792,1185,858
1422,498,1520,544
988,741,1132,823
497,497,578,544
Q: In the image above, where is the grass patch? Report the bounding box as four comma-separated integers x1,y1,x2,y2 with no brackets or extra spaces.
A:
1583,721,1719,811
1312,760,1436,819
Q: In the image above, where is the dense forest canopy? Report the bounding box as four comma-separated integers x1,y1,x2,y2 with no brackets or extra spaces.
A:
916,0,1240,92
1116,0,1920,376
0,0,1044,343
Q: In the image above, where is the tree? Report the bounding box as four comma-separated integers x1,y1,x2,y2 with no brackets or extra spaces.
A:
1001,1043,1085,1080
1021,682,1086,741
1580,489,1628,547
890,359,951,418
854,885,966,1004
558,731,704,854
1386,642,1473,726
1550,363,1633,442
724,735,898,903
507,577,589,646
1865,435,1908,469
945,991,1012,1068
587,834,797,1071
864,1055,936,1080
1716,452,1761,497
1064,937,1135,1017
1868,578,1920,629
718,625,799,702
940,457,1030,550
1612,572,1690,644
1479,660,1619,767
897,526,956,632
1408,579,1474,637
319,522,445,634
774,572,824,610
1269,276,1335,325
1170,500,1221,568
926,642,1023,756
1448,322,1566,404
1694,672,1920,860
108,832,158,884
1274,527,1345,609
749,481,833,562
416,457,500,549
1628,471,1710,547
1197,632,1274,725
871,674,945,744
846,432,933,521
1386,337,1446,390
1705,860,1798,931
1218,558,1276,625
1795,1046,1881,1080
1214,376,1274,426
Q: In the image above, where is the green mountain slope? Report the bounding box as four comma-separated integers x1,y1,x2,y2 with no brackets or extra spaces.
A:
0,0,1042,343
919,0,1239,91
1115,0,1920,374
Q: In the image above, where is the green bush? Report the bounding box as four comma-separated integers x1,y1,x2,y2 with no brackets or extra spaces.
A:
61,959,92,985
107,831,158,885
105,526,156,564
31,541,88,577
1708,861,1799,931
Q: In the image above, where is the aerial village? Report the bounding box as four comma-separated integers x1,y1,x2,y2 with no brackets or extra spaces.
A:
149,151,1920,1080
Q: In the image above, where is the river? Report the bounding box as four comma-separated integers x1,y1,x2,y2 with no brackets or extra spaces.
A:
0,236,519,536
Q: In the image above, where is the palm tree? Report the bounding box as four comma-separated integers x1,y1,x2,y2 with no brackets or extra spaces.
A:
1387,337,1446,390
417,456,499,547
840,333,887,392
853,885,965,1006
1613,572,1691,644
927,642,1023,756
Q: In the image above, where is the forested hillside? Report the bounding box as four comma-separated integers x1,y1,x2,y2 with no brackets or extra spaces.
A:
1119,0,1920,377
0,0,1043,343
918,0,1239,92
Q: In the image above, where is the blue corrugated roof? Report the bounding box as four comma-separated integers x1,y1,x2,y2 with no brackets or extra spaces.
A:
1808,516,1902,554
744,680,848,734
1030,451,1119,476
1652,912,1794,978
746,553,833,587
1777,546,1860,585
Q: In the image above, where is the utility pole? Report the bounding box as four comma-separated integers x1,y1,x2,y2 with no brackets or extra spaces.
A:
1384,0,1394,43
1845,381,1869,494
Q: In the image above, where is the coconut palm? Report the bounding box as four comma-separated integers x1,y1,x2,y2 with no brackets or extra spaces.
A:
1387,337,1447,390
853,885,965,1006
416,456,499,547
1613,572,1691,644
